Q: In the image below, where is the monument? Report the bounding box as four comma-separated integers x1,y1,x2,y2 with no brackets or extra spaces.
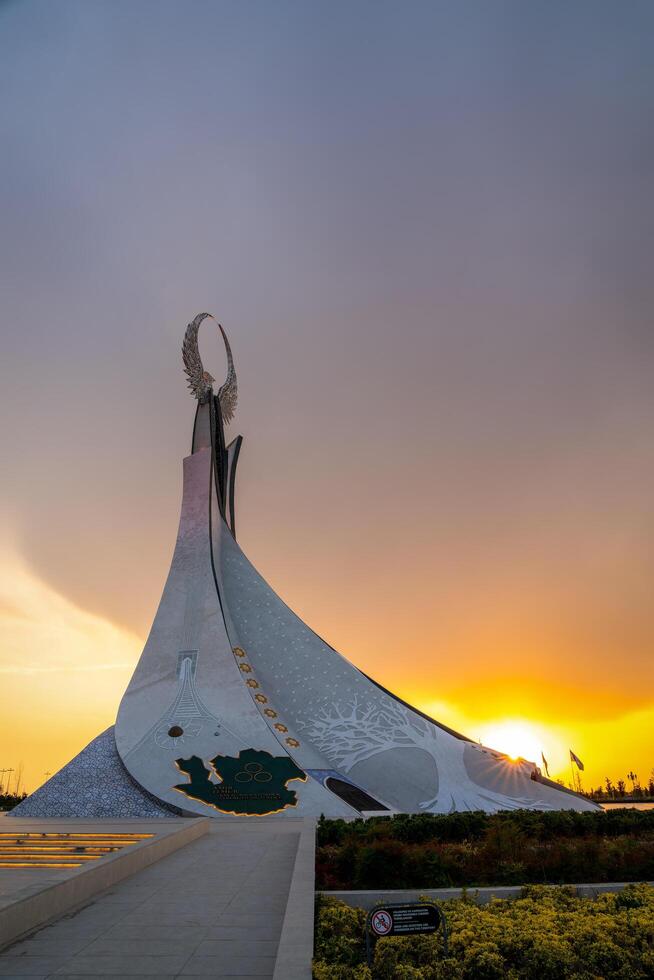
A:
12,315,598,818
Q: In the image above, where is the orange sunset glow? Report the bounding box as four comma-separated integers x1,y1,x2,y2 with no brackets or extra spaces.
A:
1,528,652,795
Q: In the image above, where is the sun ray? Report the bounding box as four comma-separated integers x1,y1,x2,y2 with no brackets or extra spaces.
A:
478,719,548,764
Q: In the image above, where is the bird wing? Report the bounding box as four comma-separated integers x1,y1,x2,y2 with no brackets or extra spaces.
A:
182,313,213,402
182,314,238,423
217,323,238,424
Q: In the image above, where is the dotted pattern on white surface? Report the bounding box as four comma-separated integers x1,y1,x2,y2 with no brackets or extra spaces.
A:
9,727,181,819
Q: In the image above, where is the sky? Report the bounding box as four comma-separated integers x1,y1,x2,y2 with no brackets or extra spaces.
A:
1,0,653,794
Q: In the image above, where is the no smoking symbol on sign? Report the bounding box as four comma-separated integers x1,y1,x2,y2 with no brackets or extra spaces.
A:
371,910,393,936
366,902,448,967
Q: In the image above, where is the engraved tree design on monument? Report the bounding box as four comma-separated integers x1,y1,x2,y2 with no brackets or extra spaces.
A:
297,696,428,771
297,696,550,812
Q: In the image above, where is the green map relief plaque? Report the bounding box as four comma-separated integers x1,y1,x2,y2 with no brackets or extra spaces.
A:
173,748,307,815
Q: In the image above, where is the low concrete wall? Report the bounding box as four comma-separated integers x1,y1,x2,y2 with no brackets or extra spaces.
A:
273,818,316,980
0,818,209,951
321,880,654,910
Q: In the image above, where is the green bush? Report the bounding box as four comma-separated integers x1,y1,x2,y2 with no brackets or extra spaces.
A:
313,884,654,979
316,810,654,889
0,793,27,812
316,809,654,848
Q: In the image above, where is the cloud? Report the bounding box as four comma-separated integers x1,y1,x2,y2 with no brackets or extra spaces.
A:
0,543,142,675
0,541,143,792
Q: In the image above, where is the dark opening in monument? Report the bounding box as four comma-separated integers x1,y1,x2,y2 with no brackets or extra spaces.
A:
325,777,389,813
168,725,184,737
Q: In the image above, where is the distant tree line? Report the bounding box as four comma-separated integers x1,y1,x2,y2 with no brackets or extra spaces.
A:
0,762,27,810
316,809,654,890
583,768,654,801
0,791,27,812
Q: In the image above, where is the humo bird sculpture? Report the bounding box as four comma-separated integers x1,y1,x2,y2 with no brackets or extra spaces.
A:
182,312,237,422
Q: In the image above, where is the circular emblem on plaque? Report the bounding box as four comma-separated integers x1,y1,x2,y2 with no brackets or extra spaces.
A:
234,762,273,784
371,909,393,936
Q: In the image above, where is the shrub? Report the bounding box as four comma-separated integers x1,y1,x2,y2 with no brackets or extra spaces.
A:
316,809,654,889
316,808,654,849
313,885,654,979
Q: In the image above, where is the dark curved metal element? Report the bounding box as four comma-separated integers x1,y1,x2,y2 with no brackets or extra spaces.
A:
212,394,228,518
226,436,243,539
324,777,389,813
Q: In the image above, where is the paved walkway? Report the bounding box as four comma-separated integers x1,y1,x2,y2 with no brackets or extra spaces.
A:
0,820,308,978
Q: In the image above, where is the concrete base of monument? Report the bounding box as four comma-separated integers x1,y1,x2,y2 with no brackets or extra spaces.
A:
0,816,208,952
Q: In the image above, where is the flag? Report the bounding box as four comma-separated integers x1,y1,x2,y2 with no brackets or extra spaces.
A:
570,750,584,771
541,751,550,777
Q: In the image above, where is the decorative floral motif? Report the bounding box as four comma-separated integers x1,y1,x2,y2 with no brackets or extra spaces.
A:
246,679,259,689
264,708,277,718
233,647,246,658
274,723,288,733
239,663,252,673
255,694,268,704
9,728,178,819
285,737,300,748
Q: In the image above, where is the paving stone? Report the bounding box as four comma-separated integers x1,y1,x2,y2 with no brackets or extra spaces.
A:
179,956,275,976
0,938,94,958
52,954,188,975
79,938,196,957
208,926,282,942
100,924,207,942
0,958,68,975
217,913,284,925
139,900,230,914
0,975,49,980
235,902,289,914
194,940,278,957
0,822,311,978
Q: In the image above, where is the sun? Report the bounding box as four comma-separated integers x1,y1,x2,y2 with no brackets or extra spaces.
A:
478,720,544,764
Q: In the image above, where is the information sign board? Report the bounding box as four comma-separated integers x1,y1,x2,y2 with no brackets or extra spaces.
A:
365,901,447,965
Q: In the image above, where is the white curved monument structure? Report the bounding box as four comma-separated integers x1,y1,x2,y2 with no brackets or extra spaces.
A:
14,315,598,818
